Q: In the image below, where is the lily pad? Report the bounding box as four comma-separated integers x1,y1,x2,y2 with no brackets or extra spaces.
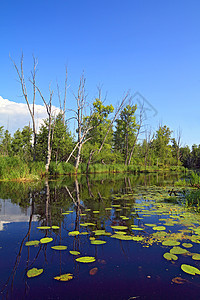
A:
152,226,166,231
68,231,80,236
163,252,178,261
162,240,180,246
132,236,144,241
51,245,67,250
76,256,96,263
181,264,200,275
37,226,51,230
27,268,43,278
52,226,60,229
25,240,40,246
91,240,107,245
111,226,128,230
54,273,73,281
69,251,80,255
192,253,200,260
40,237,53,244
131,227,144,231
170,247,188,255
182,243,193,248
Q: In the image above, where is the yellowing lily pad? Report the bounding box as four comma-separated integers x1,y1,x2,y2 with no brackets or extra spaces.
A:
91,240,107,245
163,252,178,261
40,237,53,244
131,227,144,231
54,273,73,281
181,264,200,275
132,236,144,241
76,256,96,263
51,245,67,250
93,211,100,213
25,240,40,246
27,268,43,278
69,251,80,255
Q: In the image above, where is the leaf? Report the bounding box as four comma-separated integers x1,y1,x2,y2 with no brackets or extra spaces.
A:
27,268,43,278
182,243,193,248
80,223,96,226
80,232,89,235
192,253,200,260
111,226,128,230
68,231,80,236
162,240,180,246
25,240,40,246
170,247,188,255
51,245,67,250
181,264,200,275
69,251,80,255
172,277,187,284
131,227,144,231
52,226,60,229
40,237,53,244
152,226,166,231
89,267,98,275
54,273,73,281
93,211,100,213
76,256,96,263
91,240,107,245
132,236,144,241
163,252,178,261
37,226,51,230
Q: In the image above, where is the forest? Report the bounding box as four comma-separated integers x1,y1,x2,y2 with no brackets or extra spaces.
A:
0,57,200,180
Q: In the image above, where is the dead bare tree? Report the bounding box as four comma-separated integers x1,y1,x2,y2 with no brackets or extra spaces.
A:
57,66,68,124
10,54,38,160
34,84,55,173
65,73,92,172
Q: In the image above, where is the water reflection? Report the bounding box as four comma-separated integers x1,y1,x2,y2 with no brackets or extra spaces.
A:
0,171,191,300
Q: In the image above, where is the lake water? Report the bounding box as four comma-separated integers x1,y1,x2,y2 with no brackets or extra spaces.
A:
1,172,200,300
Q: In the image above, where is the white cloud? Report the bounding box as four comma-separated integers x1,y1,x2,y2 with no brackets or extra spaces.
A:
0,96,60,134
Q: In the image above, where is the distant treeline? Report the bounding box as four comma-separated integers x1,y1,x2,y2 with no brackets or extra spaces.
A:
0,96,199,179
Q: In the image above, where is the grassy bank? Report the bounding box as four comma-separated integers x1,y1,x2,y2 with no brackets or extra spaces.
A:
0,155,186,181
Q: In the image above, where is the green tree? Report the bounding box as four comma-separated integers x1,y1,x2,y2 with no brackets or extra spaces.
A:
1,130,12,156
114,104,137,165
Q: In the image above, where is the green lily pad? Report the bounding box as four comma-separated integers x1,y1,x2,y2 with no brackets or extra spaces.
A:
25,240,40,246
68,231,80,236
80,223,96,226
80,232,89,235
27,268,43,278
62,212,70,215
51,245,67,250
181,264,200,275
170,247,188,255
76,256,96,263
54,273,73,281
132,236,144,241
152,226,166,231
69,251,80,255
111,226,128,230
52,226,60,229
145,224,157,227
131,227,144,231
93,211,100,213
163,252,178,261
192,253,200,260
91,240,107,245
80,213,86,216
182,243,193,248
162,240,180,246
105,208,112,210
40,237,53,244
37,226,51,230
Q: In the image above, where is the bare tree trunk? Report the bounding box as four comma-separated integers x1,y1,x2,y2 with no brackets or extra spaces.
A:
10,54,38,160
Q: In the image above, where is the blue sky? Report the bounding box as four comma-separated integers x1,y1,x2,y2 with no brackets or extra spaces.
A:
0,0,200,147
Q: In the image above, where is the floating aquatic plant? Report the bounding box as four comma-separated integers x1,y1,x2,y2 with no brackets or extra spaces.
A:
27,268,43,278
54,273,73,281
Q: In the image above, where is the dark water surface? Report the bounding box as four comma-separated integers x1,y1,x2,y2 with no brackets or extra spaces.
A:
1,172,200,300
